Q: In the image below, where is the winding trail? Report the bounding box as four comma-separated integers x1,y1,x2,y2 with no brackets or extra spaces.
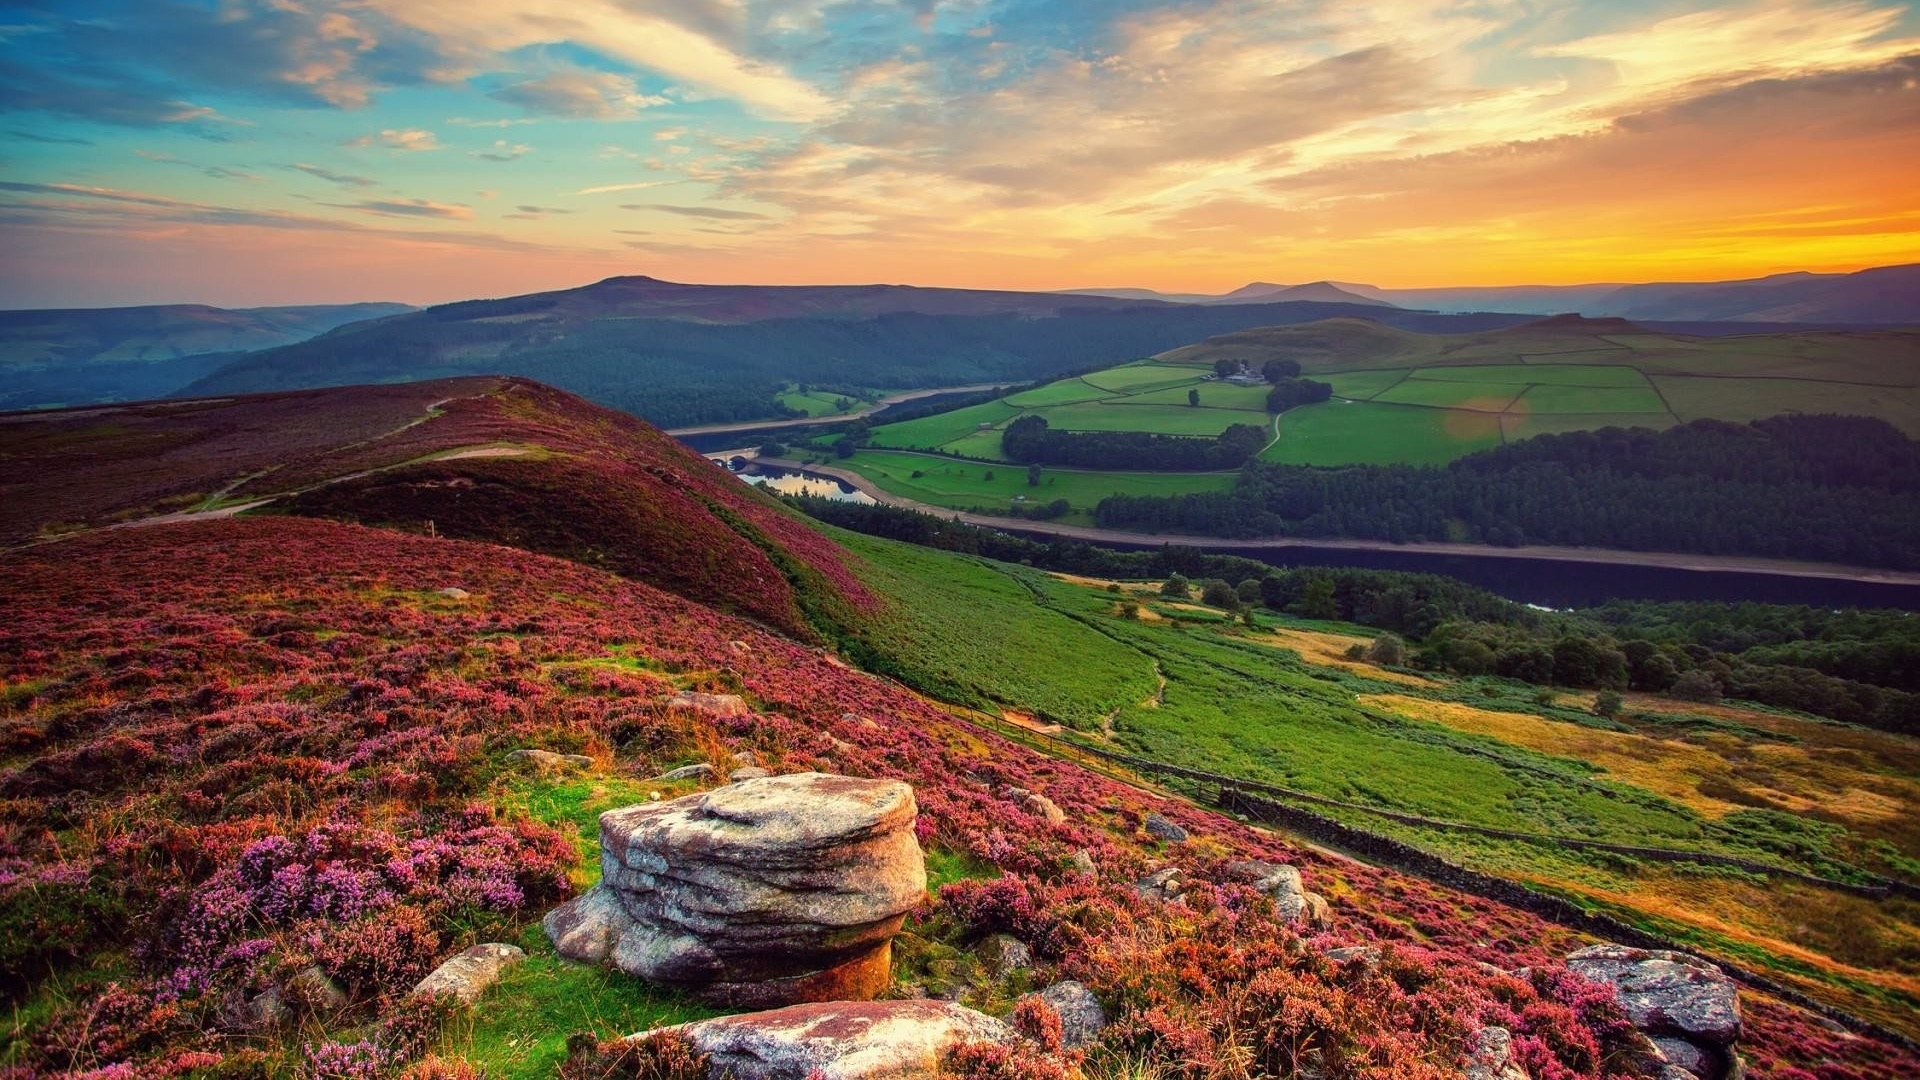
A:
770,458,1920,588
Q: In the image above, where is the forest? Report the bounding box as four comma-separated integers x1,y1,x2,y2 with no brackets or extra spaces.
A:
1094,415,1920,569
999,413,1269,469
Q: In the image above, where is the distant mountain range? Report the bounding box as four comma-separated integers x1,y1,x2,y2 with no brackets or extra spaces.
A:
0,302,414,410
1068,263,1920,322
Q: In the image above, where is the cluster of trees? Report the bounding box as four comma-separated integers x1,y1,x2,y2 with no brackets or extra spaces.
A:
792,498,1918,735
1266,377,1334,414
1000,414,1268,471
1094,415,1920,569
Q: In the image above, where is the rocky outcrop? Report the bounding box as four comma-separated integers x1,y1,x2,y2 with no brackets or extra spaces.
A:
669,691,751,718
1567,945,1741,1080
1223,859,1332,927
619,999,1015,1080
545,772,925,1007
411,943,525,1003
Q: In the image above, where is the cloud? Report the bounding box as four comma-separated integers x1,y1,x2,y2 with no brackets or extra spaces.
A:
367,0,832,120
505,204,576,219
471,140,531,162
346,128,441,151
7,129,94,146
623,203,772,220
135,149,263,181
285,162,378,187
575,180,679,196
327,198,472,219
489,69,669,119
447,116,539,128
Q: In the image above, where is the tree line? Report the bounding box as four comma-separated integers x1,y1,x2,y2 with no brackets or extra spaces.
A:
1094,415,1920,569
1000,414,1268,470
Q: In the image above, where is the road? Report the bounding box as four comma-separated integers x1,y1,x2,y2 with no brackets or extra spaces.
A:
664,384,1009,437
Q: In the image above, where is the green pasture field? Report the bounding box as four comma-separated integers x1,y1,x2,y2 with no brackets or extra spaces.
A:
775,389,858,417
1261,400,1505,465
1324,369,1410,400
1653,376,1920,434
1039,400,1270,436
1409,364,1651,387
839,449,1236,519
866,401,1022,450
1516,383,1671,414
939,429,1007,459
1003,379,1118,406
1081,362,1209,392
1124,381,1275,410
1374,378,1527,411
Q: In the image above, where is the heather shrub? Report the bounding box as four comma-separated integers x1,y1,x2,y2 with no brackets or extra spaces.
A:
558,1029,709,1080
940,1039,1078,1080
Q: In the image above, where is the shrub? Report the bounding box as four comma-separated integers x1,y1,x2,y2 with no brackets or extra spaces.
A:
1592,691,1623,718
559,1030,709,1080
1364,633,1406,666
1161,575,1191,599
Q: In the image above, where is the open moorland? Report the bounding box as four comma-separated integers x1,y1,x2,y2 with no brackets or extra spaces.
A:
3,377,1915,1078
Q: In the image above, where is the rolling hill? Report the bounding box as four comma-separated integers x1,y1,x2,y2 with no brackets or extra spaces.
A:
0,301,412,410
176,276,1518,427
2,376,1915,1077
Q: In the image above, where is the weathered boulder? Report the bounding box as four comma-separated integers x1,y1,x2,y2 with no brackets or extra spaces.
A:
545,772,926,1007
653,762,716,781
1566,946,1741,1045
435,587,470,600
626,999,1015,1080
1134,866,1188,903
1143,812,1188,842
1030,980,1108,1049
1223,860,1332,927
1322,945,1382,968
1465,1026,1530,1080
1022,792,1067,824
507,748,592,775
411,943,525,1003
669,691,751,718
1568,945,1741,1080
976,933,1031,978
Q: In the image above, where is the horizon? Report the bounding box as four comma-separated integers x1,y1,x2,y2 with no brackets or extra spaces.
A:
3,1,1919,308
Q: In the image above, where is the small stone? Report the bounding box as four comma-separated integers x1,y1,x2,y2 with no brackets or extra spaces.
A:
411,943,526,1004
246,987,291,1029
1322,945,1382,967
1465,1025,1529,1080
1143,812,1187,842
435,587,470,600
732,749,761,766
1032,981,1107,1049
730,766,772,781
507,748,593,775
668,691,750,718
286,965,349,1013
1134,867,1186,903
653,763,715,781
1022,792,1067,824
975,934,1031,978
1069,849,1097,876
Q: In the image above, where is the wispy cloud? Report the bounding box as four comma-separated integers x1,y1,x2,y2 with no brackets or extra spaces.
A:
471,140,531,162
489,69,669,119
285,162,378,187
623,203,772,221
346,129,441,152
326,198,472,219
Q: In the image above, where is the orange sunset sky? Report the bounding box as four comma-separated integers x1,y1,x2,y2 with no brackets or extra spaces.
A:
2,0,1918,307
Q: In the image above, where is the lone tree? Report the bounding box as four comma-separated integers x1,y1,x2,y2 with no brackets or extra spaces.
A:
1263,358,1303,382
1592,690,1624,718
1213,358,1244,378
1365,633,1407,666
1161,574,1191,599
1201,579,1238,608
757,441,787,458
1027,464,1042,487
1187,388,1201,407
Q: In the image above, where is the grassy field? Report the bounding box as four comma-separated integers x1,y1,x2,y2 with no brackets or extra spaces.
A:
836,316,1920,497
775,388,870,417
1261,400,1506,465
837,449,1236,521
837,534,1920,1033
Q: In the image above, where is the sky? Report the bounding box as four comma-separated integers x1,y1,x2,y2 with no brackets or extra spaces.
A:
1,0,1918,308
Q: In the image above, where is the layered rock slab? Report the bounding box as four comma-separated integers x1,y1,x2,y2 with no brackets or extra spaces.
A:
546,772,925,1007
609,1000,1015,1080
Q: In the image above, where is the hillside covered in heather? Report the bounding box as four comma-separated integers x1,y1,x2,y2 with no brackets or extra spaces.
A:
1,381,1915,1080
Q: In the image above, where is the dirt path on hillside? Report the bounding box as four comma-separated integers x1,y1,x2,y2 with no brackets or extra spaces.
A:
664,384,1010,437
780,460,1920,587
